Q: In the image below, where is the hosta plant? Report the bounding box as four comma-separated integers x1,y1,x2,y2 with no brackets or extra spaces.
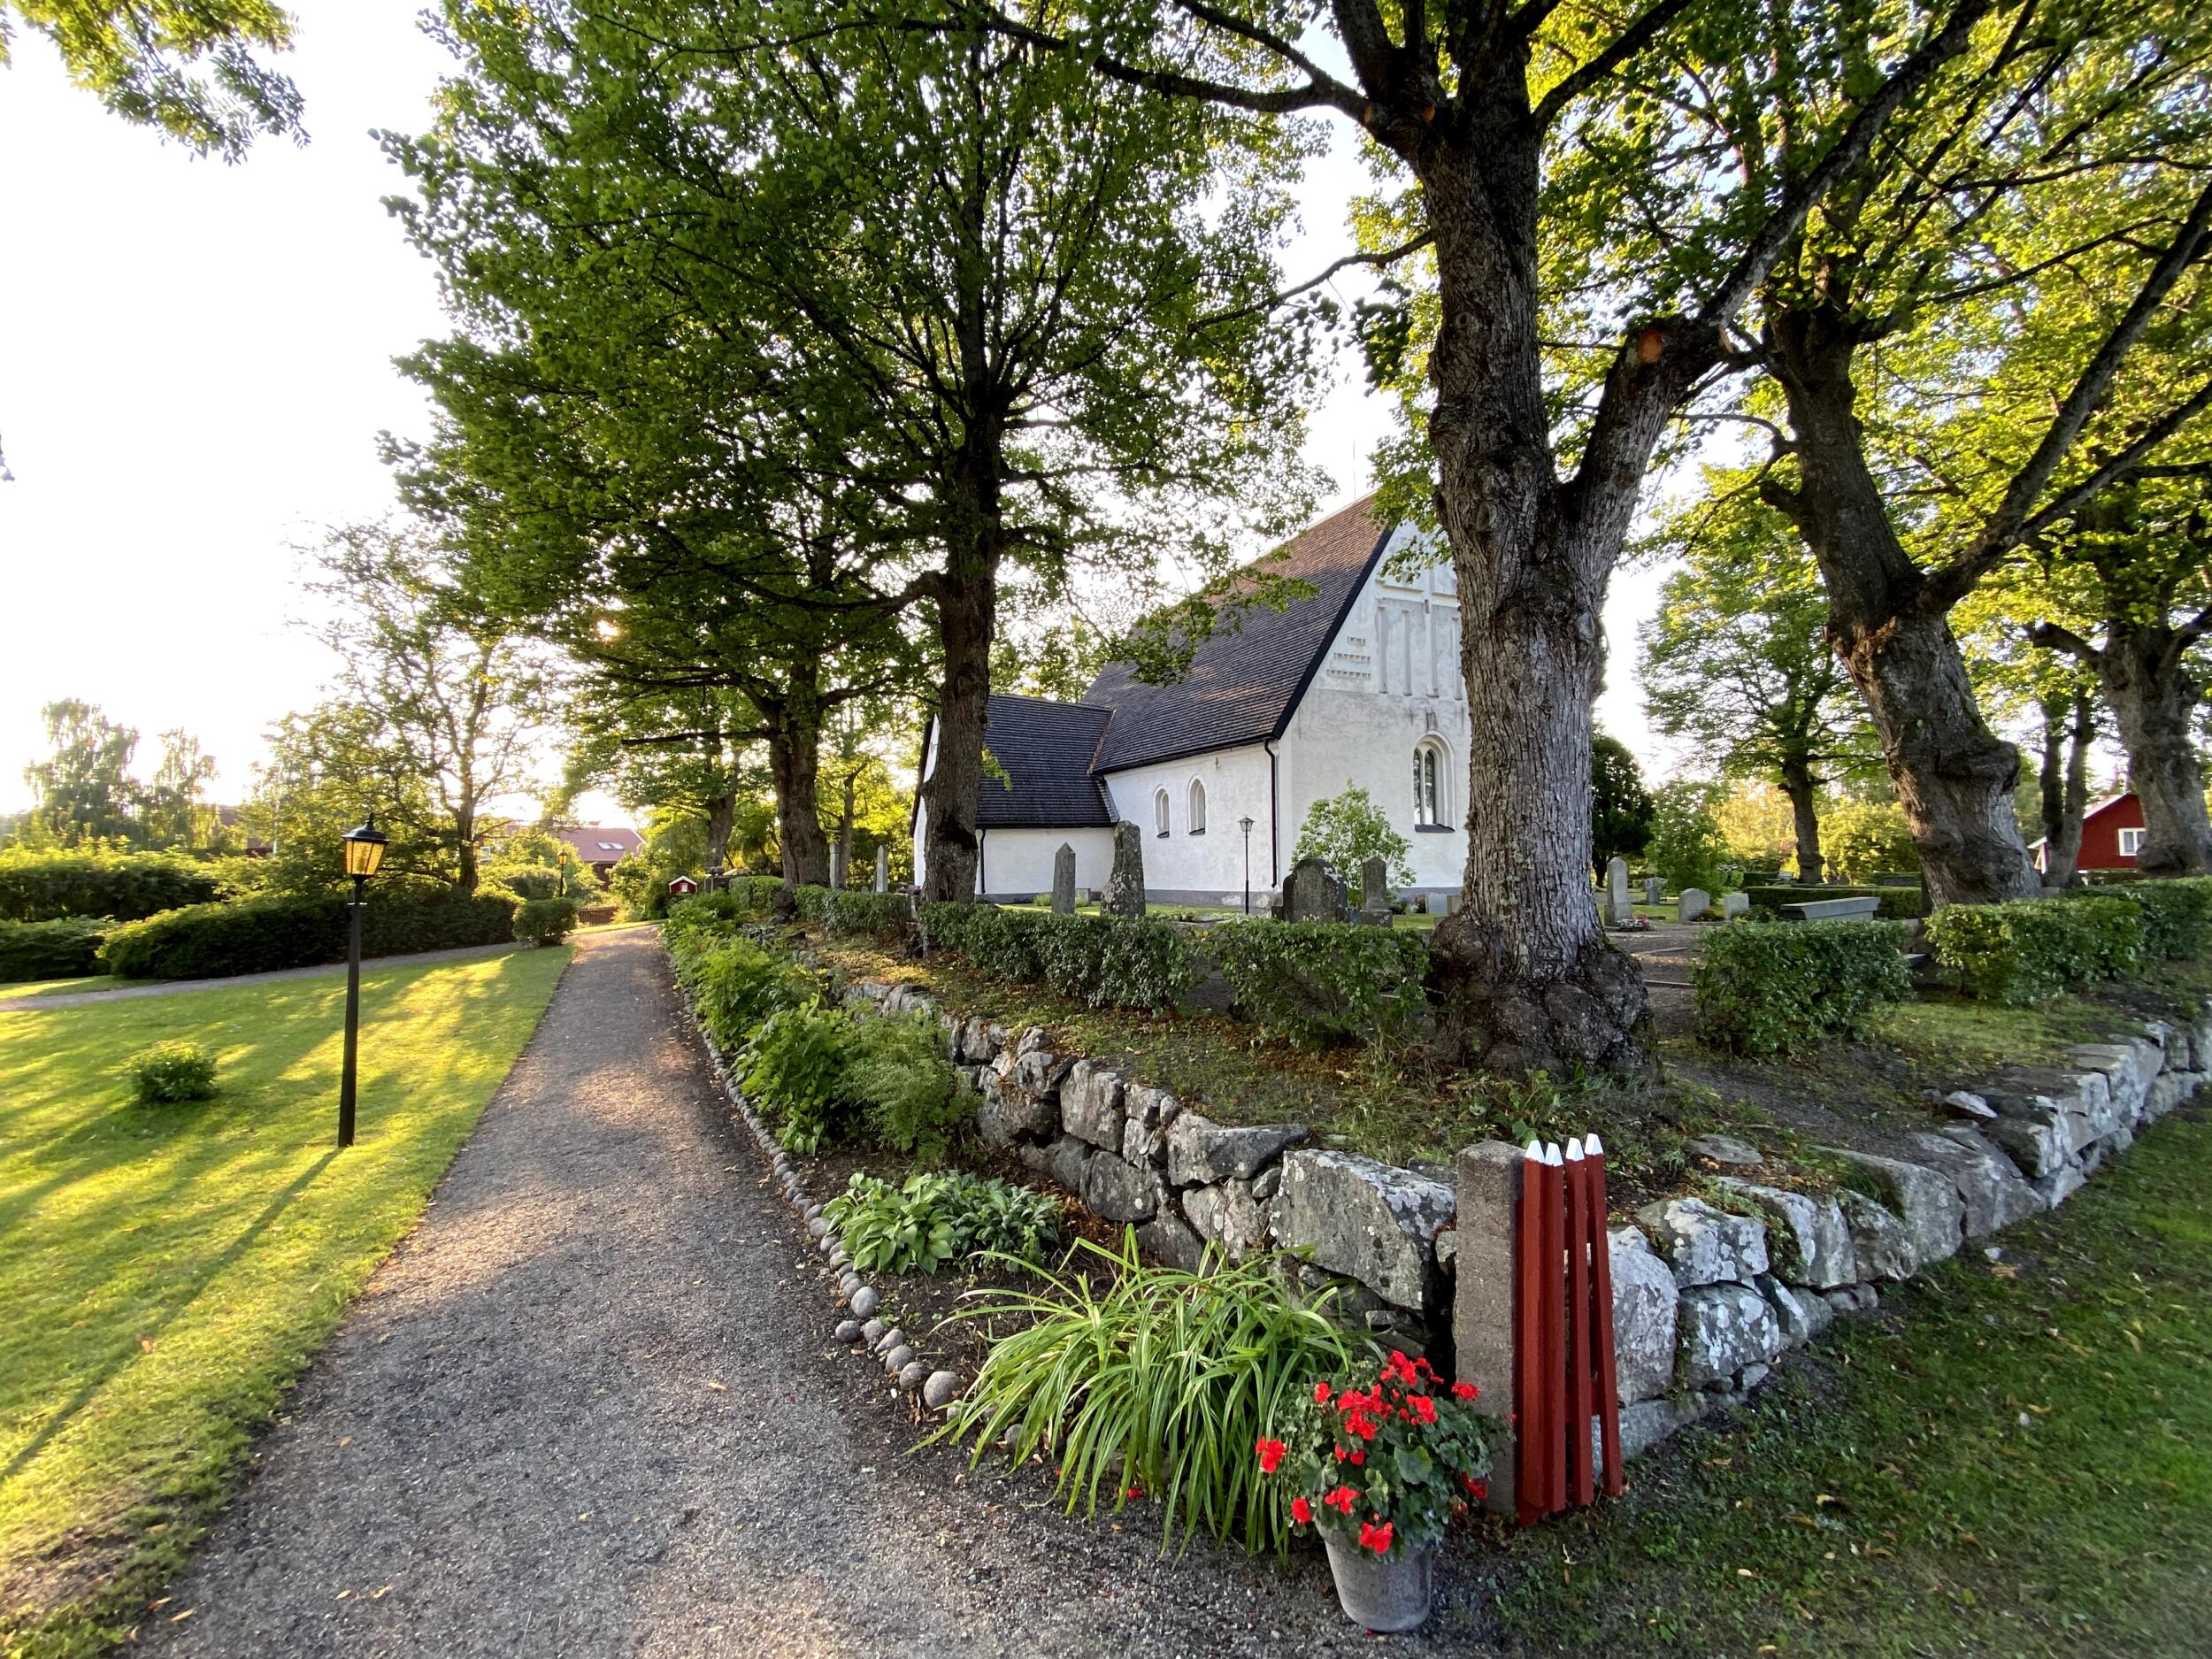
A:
825,1171,1063,1275
1257,1348,1493,1560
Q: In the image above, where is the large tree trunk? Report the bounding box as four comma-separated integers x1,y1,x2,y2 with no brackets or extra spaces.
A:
1763,307,2039,908
703,792,735,873
454,799,480,895
918,544,995,904
2038,693,2090,887
766,672,830,889
1412,87,1649,1078
2102,626,2212,875
1778,757,1825,884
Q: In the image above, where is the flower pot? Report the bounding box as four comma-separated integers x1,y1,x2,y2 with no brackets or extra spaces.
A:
1321,1529,1434,1633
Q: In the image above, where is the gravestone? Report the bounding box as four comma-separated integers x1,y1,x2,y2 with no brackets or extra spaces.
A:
1356,856,1394,926
1644,874,1663,906
1720,891,1750,919
829,842,848,890
873,844,889,895
1051,842,1078,915
1678,887,1711,922
1606,856,1632,925
1102,821,1147,918
1281,856,1349,923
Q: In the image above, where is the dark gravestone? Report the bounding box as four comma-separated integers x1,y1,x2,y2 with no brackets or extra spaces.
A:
1281,856,1348,923
1051,842,1078,915
1102,821,1147,918
1356,855,1394,926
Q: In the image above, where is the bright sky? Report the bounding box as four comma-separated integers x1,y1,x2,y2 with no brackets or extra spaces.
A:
0,4,1675,819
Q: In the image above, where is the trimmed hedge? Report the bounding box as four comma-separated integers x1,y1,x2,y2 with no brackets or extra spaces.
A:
795,885,912,940
0,915,110,981
1924,895,2149,1005
514,896,580,945
100,891,521,980
2064,877,2212,961
918,903,1203,1011
1740,883,1923,921
1694,919,1913,1055
0,849,220,923
1210,920,1432,1047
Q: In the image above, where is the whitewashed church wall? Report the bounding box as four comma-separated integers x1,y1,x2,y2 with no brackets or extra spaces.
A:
1095,742,1275,903
974,826,1118,902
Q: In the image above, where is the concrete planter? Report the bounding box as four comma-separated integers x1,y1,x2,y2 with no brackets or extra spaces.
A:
1322,1530,1435,1632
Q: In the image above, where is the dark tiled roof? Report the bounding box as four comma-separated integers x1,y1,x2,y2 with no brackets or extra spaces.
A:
978,695,1117,828
1083,496,1389,773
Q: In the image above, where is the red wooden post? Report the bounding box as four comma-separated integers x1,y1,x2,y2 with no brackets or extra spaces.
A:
1564,1137,1595,1507
1515,1139,1544,1525
1587,1132,1624,1496
1539,1141,1567,1516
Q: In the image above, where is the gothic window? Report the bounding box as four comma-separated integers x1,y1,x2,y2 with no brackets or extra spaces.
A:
1154,787,1171,838
1187,778,1208,834
1413,741,1448,827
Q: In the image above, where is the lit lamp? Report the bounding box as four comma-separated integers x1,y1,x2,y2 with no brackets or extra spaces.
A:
1239,816,1256,917
336,812,388,1149
557,846,572,898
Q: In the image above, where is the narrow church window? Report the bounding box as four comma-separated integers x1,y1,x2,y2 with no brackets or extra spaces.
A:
1188,779,1207,833
1414,742,1446,826
1154,787,1171,838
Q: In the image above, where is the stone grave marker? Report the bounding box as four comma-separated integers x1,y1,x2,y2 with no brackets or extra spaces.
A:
1281,856,1349,923
1606,856,1632,925
1051,842,1078,915
1644,874,1663,906
829,842,848,890
1720,891,1749,919
1102,821,1147,918
1678,887,1711,922
873,845,889,894
1356,856,1394,926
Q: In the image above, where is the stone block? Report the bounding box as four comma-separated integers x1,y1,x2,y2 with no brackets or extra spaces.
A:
2032,1162,2088,1208
1048,1133,1094,1194
1908,1129,2046,1236
1713,1180,1855,1290
1676,1282,1786,1389
1165,1112,1307,1186
1184,1177,1269,1262
1273,1148,1454,1311
1059,1060,1128,1151
1136,1208,1205,1271
1837,1189,1919,1280
1609,1227,1679,1406
1618,1394,1709,1462
1978,1098,2072,1179
1083,1152,1163,1223
1120,1083,1182,1166
2070,1041,2157,1127
1451,1141,1521,1511
982,1071,1058,1143
1756,1274,1834,1348
1634,1196,1769,1286
1824,1149,1962,1265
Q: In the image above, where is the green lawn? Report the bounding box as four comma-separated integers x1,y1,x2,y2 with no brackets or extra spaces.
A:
0,948,570,1659
0,979,115,1000
1490,1104,2212,1657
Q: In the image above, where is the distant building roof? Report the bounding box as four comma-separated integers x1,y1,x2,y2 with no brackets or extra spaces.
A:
1083,496,1390,772
551,825,643,863
977,695,1117,828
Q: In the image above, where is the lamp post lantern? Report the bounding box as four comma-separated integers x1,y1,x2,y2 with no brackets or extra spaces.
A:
337,812,388,1148
557,846,572,898
1239,816,1256,917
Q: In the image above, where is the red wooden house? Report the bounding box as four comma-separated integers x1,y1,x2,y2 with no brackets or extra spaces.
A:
2032,793,2147,874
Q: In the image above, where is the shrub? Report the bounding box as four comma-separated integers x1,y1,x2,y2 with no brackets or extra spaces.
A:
919,904,1201,1010
2070,877,2212,961
0,915,110,981
1292,785,1414,888
669,927,815,1051
823,1170,1063,1275
1646,781,1732,895
0,849,221,923
1924,895,2148,1005
933,1233,1380,1553
513,896,580,945
741,1000,857,1151
1211,920,1432,1047
128,1040,219,1103
1821,800,1920,882
1740,883,1922,921
795,885,911,940
846,1010,971,1161
99,891,520,980
1694,920,1913,1055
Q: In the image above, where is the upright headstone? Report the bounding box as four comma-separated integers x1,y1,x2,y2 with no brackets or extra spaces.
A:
829,841,848,890
1281,856,1349,923
1051,842,1078,915
1720,891,1750,919
1644,874,1663,906
1678,887,1711,922
1605,856,1632,925
1356,856,1394,926
1102,821,1147,918
873,844,889,895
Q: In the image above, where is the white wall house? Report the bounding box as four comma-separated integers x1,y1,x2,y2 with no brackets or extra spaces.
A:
915,497,1471,904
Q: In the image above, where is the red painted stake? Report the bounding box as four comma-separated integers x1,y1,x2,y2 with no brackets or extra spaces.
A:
1539,1142,1567,1517
1587,1133,1625,1497
1515,1140,1544,1526
1564,1138,1595,1508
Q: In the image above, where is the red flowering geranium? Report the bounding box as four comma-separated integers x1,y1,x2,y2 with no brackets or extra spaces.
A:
1256,1348,1494,1560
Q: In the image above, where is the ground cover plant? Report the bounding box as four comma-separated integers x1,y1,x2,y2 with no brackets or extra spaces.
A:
0,947,569,1659
1486,1104,2212,1659
127,1039,219,1103
935,1233,1380,1555
823,1170,1062,1276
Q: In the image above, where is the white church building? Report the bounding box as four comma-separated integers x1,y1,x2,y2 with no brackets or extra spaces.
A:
913,496,1471,905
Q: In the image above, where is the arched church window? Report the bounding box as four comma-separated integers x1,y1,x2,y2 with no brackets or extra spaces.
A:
1413,741,1448,826
1154,787,1171,838
1188,779,1207,833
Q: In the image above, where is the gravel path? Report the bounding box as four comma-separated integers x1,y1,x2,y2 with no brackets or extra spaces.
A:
141,927,1501,1658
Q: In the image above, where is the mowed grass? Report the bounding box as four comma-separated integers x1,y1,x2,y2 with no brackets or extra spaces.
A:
0,949,570,1659
1487,1104,2212,1657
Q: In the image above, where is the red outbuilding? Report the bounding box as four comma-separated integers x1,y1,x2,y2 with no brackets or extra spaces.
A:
2031,792,2148,874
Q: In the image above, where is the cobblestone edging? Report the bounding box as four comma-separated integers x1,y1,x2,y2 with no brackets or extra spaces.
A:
674,983,966,1410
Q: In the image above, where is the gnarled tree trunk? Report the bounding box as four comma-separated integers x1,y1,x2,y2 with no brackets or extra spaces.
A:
2037,692,2090,887
1763,307,2039,908
2102,626,2212,876
1778,755,1825,884
766,670,830,889
703,792,736,874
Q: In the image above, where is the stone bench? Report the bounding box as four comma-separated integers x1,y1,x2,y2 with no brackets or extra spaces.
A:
1778,895,1884,923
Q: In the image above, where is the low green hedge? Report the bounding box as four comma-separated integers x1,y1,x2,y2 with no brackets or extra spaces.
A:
100,891,521,980
1210,920,1432,1047
795,885,912,940
918,903,1203,1011
0,849,221,922
1694,919,1914,1055
1740,883,1923,921
1923,894,2150,1005
2063,877,2212,961
514,896,580,945
0,915,111,981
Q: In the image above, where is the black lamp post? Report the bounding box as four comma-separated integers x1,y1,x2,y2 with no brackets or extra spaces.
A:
557,846,572,898
337,812,388,1149
708,862,725,895
1239,815,1256,917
